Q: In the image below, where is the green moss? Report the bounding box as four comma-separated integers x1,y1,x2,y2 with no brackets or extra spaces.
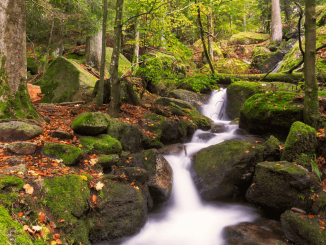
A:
202,58,250,74
71,112,110,135
0,175,25,190
43,143,83,166
264,135,280,153
0,194,19,208
105,47,131,76
0,205,33,245
229,32,269,45
27,57,43,74
42,175,90,244
80,134,122,155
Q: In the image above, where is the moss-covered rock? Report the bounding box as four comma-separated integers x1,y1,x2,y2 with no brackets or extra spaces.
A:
114,167,149,185
0,205,33,245
106,119,143,153
229,32,270,45
71,112,110,136
27,57,43,75
281,121,317,164
105,47,131,76
168,89,211,110
246,161,319,213
281,210,326,245
263,135,281,161
7,142,37,155
97,154,119,170
202,58,250,74
37,57,97,103
251,47,283,73
0,175,24,209
0,121,43,143
192,139,264,200
88,178,147,242
42,143,83,166
317,5,326,27
41,175,90,244
128,149,173,203
239,92,303,135
80,134,122,155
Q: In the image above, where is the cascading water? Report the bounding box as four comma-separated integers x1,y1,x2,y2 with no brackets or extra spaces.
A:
96,89,260,245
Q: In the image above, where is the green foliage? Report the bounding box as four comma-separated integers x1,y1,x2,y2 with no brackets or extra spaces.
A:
179,74,217,92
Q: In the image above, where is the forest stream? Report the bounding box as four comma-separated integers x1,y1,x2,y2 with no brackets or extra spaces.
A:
94,89,262,245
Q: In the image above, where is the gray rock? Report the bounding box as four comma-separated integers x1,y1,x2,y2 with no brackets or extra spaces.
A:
50,131,74,140
168,89,210,110
211,124,225,133
197,133,216,141
71,112,110,136
263,135,281,161
114,167,149,184
2,164,27,174
246,161,319,213
98,154,119,169
192,139,264,200
158,143,184,155
7,142,37,155
0,121,42,142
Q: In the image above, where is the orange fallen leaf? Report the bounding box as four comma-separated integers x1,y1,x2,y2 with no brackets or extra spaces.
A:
92,195,97,203
308,215,314,218
301,215,306,217
18,212,24,217
41,229,45,238
39,212,45,223
53,234,61,240
56,239,63,245
319,220,325,225
320,226,325,229
252,146,255,149
245,150,249,153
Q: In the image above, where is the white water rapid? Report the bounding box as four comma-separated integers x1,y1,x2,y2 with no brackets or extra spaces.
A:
97,89,260,245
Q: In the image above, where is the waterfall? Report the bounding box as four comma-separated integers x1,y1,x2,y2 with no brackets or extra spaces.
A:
96,89,260,245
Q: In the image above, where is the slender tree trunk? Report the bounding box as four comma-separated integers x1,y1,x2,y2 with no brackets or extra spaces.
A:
282,0,292,22
43,18,54,71
108,0,124,117
132,18,140,73
207,7,214,61
87,29,103,69
271,0,282,42
303,0,319,128
195,0,215,74
96,0,108,109
243,4,247,32
0,0,40,121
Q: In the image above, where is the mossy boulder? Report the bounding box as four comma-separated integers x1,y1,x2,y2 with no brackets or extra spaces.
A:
105,47,131,76
0,175,24,208
37,57,97,103
80,134,122,155
41,175,90,244
97,154,119,170
251,48,283,73
246,161,319,213
202,58,250,74
239,92,303,135
106,119,143,153
7,142,37,155
128,149,173,203
114,167,149,185
168,89,211,110
71,112,110,136
153,97,212,130
281,121,317,164
263,135,281,161
192,139,264,200
229,32,269,45
317,5,326,27
0,205,33,245
88,178,147,242
27,56,43,75
281,210,326,245
0,121,43,143
42,143,83,166
312,192,326,218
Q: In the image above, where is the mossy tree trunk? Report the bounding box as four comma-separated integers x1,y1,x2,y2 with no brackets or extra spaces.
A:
271,0,282,42
108,0,124,118
96,0,108,109
303,0,319,128
0,0,40,121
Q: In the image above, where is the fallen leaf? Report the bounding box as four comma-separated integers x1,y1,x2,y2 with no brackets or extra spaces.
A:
92,195,97,203
320,226,325,229
32,225,42,231
95,181,104,191
23,184,34,194
319,220,325,225
252,146,255,149
56,239,63,245
23,225,29,231
308,215,314,218
18,212,24,217
245,150,249,153
53,234,61,240
41,229,45,238
39,212,45,223
81,175,87,181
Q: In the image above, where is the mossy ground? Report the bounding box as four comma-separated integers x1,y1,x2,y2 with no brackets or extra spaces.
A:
229,32,269,45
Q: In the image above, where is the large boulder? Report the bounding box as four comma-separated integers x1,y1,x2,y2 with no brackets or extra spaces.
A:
263,135,281,161
192,139,264,200
107,119,143,153
71,112,110,136
239,92,303,135
223,218,290,245
105,47,131,76
7,142,37,155
168,89,211,110
88,177,148,242
128,149,173,203
41,175,91,244
246,161,320,213
281,121,317,165
37,57,97,103
79,134,122,155
229,32,269,45
153,97,212,130
0,121,42,142
281,210,326,245
202,58,250,74
42,142,83,166
251,47,283,73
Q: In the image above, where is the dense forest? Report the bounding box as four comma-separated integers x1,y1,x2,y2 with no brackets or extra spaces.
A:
1,0,326,244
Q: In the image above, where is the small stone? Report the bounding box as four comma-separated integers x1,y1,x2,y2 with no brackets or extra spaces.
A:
50,131,74,140
0,121,42,142
7,142,37,155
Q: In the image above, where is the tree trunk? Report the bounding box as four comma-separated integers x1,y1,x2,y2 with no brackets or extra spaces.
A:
207,9,214,61
132,18,140,73
108,0,124,118
303,0,319,128
271,0,282,42
87,29,103,69
195,0,215,74
0,0,40,121
282,0,292,22
96,0,108,109
43,18,54,71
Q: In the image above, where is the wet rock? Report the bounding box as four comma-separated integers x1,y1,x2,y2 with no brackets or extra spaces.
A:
71,112,110,136
197,133,216,141
192,139,264,200
0,121,43,143
50,131,74,140
168,89,211,110
211,124,225,133
79,134,122,155
114,167,149,185
263,135,281,161
7,142,37,155
42,143,83,166
223,218,290,245
158,143,184,155
246,161,319,213
281,210,326,245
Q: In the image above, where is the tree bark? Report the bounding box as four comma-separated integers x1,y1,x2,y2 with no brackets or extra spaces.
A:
43,18,54,71
87,29,103,69
108,0,124,118
0,0,40,121
271,0,282,42
96,0,108,109
132,18,140,73
282,0,292,22
303,0,319,128
207,9,214,61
